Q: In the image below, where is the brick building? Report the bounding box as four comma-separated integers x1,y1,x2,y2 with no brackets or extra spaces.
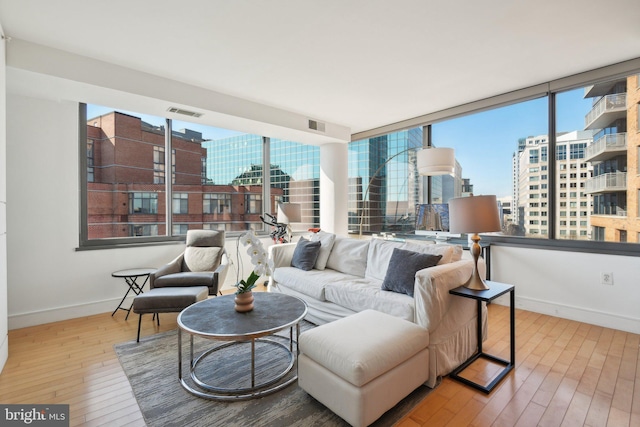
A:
86,111,280,239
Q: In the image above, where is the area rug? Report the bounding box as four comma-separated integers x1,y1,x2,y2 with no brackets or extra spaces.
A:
114,322,433,427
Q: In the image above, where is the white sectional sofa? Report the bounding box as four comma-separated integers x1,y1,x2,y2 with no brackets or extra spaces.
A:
269,234,487,388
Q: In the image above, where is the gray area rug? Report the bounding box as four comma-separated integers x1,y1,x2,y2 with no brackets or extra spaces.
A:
114,321,432,427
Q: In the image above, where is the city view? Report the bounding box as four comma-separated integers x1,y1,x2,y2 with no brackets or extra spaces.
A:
84,73,639,244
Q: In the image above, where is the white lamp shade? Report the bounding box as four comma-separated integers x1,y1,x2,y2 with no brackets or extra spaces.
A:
448,195,501,234
417,147,455,176
277,203,301,224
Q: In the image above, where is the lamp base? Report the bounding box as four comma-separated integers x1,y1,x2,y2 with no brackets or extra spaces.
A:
464,233,490,290
463,273,490,290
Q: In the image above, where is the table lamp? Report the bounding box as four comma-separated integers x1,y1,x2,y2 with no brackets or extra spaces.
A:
448,195,501,290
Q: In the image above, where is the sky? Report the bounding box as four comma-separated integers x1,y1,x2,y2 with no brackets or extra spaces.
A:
87,87,593,199
432,88,593,198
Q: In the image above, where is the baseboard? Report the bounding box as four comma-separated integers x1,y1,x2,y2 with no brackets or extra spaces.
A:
8,297,132,330
0,333,8,373
492,294,640,334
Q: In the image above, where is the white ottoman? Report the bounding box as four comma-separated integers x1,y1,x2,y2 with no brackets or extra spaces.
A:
298,309,430,427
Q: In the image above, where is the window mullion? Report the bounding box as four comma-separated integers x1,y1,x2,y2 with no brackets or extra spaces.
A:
165,118,173,236
262,136,270,233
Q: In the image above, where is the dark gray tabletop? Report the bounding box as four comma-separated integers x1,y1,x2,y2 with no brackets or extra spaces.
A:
178,292,307,340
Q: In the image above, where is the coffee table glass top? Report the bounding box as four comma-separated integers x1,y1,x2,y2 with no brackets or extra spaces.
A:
178,292,307,339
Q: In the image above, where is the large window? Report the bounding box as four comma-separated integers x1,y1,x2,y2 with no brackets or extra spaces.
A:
81,106,319,246
349,71,640,248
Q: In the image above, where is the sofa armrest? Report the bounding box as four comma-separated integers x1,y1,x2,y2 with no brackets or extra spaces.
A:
413,258,486,330
150,254,183,288
269,242,297,268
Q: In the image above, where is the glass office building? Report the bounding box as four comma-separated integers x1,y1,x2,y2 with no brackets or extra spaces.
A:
348,128,424,234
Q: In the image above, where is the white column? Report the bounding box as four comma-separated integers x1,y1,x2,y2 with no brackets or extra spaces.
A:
320,143,348,235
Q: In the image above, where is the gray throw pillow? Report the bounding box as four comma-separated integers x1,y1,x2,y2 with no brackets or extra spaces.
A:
381,248,442,297
291,238,322,271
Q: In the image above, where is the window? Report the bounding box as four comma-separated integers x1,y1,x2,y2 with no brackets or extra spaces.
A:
245,194,262,214
570,143,586,160
529,149,539,164
129,192,158,214
131,224,158,237
270,139,321,230
556,145,566,160
153,146,165,184
172,193,189,214
349,129,422,234
203,193,231,214
87,139,94,183
172,224,189,235
82,104,307,245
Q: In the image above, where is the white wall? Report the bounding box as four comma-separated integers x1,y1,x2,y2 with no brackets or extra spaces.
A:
491,246,640,334
4,93,265,329
0,26,9,372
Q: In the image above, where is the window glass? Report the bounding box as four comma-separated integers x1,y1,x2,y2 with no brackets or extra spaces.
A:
270,139,320,231
86,107,167,239
557,75,638,243
174,120,263,233
432,97,548,239
348,129,423,234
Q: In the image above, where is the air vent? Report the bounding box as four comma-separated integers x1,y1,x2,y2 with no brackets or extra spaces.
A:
308,119,326,132
167,107,203,118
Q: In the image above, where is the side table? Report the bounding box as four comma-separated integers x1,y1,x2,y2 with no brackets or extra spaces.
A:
111,268,156,320
449,281,515,393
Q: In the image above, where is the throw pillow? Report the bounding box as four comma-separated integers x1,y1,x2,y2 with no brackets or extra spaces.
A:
381,248,442,297
291,238,322,271
310,231,336,270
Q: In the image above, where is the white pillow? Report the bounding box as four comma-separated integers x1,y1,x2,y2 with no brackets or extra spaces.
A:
310,231,336,270
326,237,370,277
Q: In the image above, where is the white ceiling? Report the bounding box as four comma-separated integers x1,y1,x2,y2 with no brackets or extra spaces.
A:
1,0,639,137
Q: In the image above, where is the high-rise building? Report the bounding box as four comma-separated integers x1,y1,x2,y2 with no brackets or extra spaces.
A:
515,131,593,239
584,75,640,242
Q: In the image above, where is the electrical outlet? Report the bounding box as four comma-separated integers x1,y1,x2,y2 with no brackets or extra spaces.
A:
601,272,614,285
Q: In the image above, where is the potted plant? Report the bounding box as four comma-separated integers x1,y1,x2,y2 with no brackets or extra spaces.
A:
234,231,274,312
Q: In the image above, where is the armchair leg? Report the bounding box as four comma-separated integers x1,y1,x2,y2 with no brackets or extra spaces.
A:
156,313,160,326
137,314,142,343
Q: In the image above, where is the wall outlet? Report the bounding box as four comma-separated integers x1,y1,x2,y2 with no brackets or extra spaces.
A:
601,272,614,285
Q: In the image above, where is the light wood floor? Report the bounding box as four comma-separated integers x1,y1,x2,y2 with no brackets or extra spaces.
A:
0,288,638,427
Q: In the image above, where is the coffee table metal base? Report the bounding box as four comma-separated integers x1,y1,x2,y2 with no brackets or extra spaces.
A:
178,326,299,401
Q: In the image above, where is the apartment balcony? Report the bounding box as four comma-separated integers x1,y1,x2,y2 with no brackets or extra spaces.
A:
584,93,627,130
584,132,627,162
583,79,625,98
584,172,627,194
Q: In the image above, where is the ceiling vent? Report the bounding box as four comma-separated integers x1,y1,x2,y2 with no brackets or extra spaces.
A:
308,119,326,132
167,107,203,118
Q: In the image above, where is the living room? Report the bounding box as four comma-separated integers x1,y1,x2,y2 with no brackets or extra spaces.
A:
0,1,639,426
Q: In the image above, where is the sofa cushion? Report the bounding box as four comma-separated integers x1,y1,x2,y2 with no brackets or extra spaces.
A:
325,237,369,277
310,231,336,270
324,277,415,322
365,239,457,281
291,238,321,271
381,248,442,297
273,267,363,301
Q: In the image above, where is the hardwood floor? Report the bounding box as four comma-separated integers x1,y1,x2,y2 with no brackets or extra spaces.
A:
0,289,638,426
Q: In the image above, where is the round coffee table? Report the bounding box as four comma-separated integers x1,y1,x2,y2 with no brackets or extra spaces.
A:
177,292,307,400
